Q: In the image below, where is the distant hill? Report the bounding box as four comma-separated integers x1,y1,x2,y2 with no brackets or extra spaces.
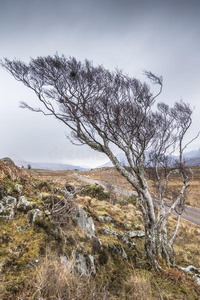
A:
13,159,88,171
186,156,200,166
183,148,200,166
183,148,200,158
98,149,200,168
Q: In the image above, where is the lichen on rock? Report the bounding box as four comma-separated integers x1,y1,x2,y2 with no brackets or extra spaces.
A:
17,196,36,212
74,207,95,237
0,196,17,219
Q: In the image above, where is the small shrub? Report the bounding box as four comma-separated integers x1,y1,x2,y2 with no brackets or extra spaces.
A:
80,184,110,200
0,182,6,199
127,194,137,206
98,249,109,265
66,235,76,246
91,236,102,254
37,181,51,192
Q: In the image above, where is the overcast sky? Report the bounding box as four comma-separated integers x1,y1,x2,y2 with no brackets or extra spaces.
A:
0,0,200,167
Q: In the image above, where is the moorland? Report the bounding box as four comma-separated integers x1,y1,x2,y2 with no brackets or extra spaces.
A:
0,160,200,299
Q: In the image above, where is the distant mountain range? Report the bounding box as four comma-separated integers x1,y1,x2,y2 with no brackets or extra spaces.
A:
184,148,200,158
182,148,200,166
98,149,200,168
4,148,200,171
13,159,88,171
185,156,200,166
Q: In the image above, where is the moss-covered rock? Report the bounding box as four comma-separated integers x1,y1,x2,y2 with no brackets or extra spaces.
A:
0,196,17,219
17,196,36,212
73,207,95,237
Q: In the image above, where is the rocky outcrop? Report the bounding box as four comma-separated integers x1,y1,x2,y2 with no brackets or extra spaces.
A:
98,215,113,223
74,208,95,237
101,227,118,236
73,252,89,276
72,251,96,276
0,196,17,219
15,184,23,194
0,157,14,163
60,252,96,277
120,231,142,250
110,244,128,259
180,265,200,285
17,196,36,212
129,230,145,238
0,194,39,219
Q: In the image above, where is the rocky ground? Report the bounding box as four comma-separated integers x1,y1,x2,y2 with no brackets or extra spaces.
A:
0,159,200,299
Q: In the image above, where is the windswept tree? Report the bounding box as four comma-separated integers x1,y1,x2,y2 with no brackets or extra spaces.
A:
1,55,197,268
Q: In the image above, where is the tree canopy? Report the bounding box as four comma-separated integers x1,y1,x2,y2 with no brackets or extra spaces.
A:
1,55,197,268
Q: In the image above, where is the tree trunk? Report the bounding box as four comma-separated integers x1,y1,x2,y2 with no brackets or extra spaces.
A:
144,222,158,267
137,188,161,268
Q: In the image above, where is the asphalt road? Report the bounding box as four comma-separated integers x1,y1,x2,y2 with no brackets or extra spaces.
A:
74,173,200,226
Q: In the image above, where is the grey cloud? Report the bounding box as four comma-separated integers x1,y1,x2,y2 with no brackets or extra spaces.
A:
0,0,199,166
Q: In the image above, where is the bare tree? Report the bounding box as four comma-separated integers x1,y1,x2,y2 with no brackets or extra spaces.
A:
0,55,197,268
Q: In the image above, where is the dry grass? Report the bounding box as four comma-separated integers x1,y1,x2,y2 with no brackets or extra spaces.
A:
81,167,134,191
21,253,112,300
174,218,200,267
27,169,84,187
122,271,154,299
21,254,160,300
80,166,200,208
1,164,200,299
